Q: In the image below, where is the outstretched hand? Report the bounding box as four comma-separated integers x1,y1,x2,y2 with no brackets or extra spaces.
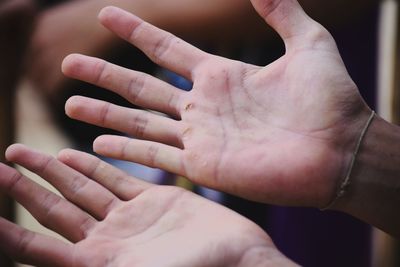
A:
62,0,371,207
0,145,295,267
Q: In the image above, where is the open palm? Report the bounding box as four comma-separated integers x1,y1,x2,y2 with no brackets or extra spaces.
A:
62,1,371,207
0,145,291,267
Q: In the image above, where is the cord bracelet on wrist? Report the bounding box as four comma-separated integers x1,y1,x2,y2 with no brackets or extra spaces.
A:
321,110,376,210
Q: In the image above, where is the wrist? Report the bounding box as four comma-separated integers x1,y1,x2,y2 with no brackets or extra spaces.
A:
316,101,372,209
329,114,400,237
322,108,375,209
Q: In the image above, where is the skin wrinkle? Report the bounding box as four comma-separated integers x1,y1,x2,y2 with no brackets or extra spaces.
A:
119,188,186,239
255,0,283,22
36,156,56,177
87,156,104,180
91,160,124,194
179,152,189,178
118,138,131,161
151,33,176,64
7,171,24,195
77,151,146,200
245,66,345,140
126,72,145,104
167,90,180,117
93,59,107,86
146,145,159,167
102,197,119,220
128,19,144,43
40,192,63,230
242,76,271,112
130,112,148,138
68,173,90,201
117,174,144,200
126,216,185,248
181,126,192,140
98,101,112,127
40,190,62,220
15,229,34,259
224,69,242,132
213,109,228,186
104,254,118,267
79,215,96,240
235,244,276,267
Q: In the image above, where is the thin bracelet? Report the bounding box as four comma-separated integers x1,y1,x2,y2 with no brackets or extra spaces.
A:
321,110,376,210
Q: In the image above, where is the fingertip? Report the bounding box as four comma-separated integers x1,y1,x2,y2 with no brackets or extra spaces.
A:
98,6,129,27
65,95,83,118
98,6,118,20
98,6,142,40
61,53,81,76
93,136,107,154
5,144,27,161
93,135,121,155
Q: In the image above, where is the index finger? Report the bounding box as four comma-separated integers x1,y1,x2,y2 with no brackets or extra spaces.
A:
98,6,208,80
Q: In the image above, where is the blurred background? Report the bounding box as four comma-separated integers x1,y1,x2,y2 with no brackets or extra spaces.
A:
1,0,399,266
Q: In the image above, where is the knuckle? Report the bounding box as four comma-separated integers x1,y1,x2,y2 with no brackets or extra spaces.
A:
68,175,89,199
152,33,177,63
37,156,56,175
147,145,159,167
94,60,108,84
7,171,24,194
99,102,112,126
127,73,146,103
16,230,34,256
130,113,148,138
40,192,62,222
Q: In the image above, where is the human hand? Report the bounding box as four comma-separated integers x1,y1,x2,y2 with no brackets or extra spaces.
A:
0,144,296,267
62,0,372,208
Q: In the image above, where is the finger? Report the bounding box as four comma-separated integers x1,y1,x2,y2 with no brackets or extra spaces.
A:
0,163,95,242
58,149,151,201
0,218,74,267
6,144,121,220
93,135,184,176
62,54,183,117
65,96,182,148
97,6,208,80
250,0,329,50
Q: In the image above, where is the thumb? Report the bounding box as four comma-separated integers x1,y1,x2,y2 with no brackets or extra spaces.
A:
250,0,329,50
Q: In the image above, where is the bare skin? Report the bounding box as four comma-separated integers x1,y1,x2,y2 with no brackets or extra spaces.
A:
62,2,371,208
0,1,398,266
0,144,297,267
63,1,400,237
26,0,263,99
26,0,379,100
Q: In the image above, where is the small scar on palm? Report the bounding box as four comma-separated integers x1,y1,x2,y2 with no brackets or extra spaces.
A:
184,103,194,111
182,127,192,138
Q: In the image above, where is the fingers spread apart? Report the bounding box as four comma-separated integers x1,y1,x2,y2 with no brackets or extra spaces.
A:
0,218,73,266
62,54,185,117
97,6,208,80
58,148,151,201
93,135,185,177
65,96,183,148
0,161,95,242
5,144,121,221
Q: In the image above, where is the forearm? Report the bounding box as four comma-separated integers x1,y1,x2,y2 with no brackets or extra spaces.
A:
333,115,400,237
